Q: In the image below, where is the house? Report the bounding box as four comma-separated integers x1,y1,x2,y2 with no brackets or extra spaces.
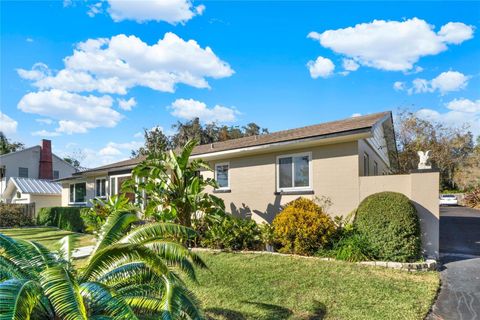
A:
0,139,77,210
2,177,62,214
59,112,397,216
59,111,441,258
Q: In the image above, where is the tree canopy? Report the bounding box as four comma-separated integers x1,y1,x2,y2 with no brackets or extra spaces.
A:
0,132,24,155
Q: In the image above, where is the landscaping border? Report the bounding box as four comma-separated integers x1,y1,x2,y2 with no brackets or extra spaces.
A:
191,247,437,272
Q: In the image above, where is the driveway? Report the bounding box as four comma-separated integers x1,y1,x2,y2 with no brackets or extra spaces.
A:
428,206,480,320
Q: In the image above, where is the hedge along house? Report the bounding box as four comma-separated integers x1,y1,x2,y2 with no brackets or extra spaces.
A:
59,111,440,258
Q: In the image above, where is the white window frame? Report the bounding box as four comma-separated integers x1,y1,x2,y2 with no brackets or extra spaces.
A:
214,162,230,190
276,152,313,192
69,182,87,205
109,173,131,196
95,177,107,199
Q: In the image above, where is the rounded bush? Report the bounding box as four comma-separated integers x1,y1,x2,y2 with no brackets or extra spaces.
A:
272,197,335,255
355,192,421,262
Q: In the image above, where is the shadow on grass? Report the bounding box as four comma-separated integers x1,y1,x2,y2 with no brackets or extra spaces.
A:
205,301,326,320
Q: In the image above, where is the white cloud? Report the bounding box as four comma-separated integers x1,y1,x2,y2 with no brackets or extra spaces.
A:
35,118,54,125
18,89,123,134
446,98,480,113
307,56,335,79
99,141,143,156
19,33,233,95
393,81,406,91
308,18,474,72
31,130,60,137
351,113,362,117
106,0,205,24
396,71,469,95
118,97,137,111
342,59,359,72
26,38,34,43
133,131,143,138
87,2,103,17
0,112,18,134
416,98,480,136
170,98,239,123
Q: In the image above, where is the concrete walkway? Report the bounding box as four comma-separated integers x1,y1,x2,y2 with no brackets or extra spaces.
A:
428,207,480,320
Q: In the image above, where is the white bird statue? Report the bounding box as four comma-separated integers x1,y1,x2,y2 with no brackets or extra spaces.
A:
417,150,431,169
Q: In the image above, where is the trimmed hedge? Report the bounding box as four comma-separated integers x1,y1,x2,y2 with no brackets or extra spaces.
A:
272,197,335,255
0,204,34,227
355,192,421,262
37,207,85,232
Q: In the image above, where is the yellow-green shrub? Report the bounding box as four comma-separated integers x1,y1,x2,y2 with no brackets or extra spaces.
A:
272,197,335,255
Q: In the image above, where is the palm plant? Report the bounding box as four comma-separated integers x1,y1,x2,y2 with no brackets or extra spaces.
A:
0,210,205,319
128,139,224,227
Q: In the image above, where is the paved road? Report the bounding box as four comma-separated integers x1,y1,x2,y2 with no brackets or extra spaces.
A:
428,206,480,320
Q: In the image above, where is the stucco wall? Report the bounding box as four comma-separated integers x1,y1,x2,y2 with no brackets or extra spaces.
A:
29,194,62,215
359,172,440,258
206,141,360,223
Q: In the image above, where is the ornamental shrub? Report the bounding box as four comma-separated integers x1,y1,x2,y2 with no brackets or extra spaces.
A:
0,204,34,227
37,206,84,232
333,231,373,262
464,187,480,209
355,192,421,262
272,197,335,255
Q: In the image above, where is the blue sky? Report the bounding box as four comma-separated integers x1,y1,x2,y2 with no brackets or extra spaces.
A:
1,1,479,167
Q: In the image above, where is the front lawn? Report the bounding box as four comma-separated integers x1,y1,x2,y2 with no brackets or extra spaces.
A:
190,252,439,320
0,227,96,251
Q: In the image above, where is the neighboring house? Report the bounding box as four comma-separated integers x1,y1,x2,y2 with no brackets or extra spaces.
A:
59,111,397,219
0,139,77,209
2,177,62,214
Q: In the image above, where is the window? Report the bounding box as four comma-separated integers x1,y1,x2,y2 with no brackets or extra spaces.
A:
53,170,59,179
363,153,370,176
110,177,116,196
215,163,230,189
95,178,107,198
373,161,378,176
69,182,86,203
18,167,28,178
109,174,135,202
277,152,311,191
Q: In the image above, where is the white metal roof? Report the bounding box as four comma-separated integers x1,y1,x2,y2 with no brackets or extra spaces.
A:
9,177,62,195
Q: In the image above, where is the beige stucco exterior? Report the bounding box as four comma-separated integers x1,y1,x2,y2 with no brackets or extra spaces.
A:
9,192,61,216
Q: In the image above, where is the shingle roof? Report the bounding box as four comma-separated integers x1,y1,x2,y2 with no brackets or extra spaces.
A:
10,177,62,195
63,111,391,177
191,111,391,155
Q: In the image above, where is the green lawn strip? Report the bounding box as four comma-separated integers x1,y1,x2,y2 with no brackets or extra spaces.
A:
0,227,96,251
188,252,439,320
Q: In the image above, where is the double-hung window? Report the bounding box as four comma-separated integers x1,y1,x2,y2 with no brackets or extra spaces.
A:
363,153,370,176
277,152,311,192
95,178,107,198
69,182,86,204
215,163,230,190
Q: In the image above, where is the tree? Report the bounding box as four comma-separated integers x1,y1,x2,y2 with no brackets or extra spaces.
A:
395,111,475,190
128,139,224,227
132,126,170,157
0,209,204,319
0,132,24,155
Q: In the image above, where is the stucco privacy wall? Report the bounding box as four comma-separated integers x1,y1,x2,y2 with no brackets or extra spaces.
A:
206,141,360,223
359,172,440,258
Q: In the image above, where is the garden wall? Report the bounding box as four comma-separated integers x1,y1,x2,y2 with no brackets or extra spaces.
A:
359,171,440,259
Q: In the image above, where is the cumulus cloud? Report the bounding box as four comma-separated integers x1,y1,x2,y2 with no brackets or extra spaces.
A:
308,18,474,72
118,97,137,111
31,130,60,137
106,0,205,24
170,98,239,123
18,89,123,134
342,59,360,72
18,33,233,95
307,56,335,78
99,141,143,157
35,118,54,125
416,98,480,136
396,71,469,95
351,113,362,117
0,112,18,134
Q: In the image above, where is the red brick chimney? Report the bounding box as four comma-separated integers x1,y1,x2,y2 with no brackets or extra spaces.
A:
39,139,53,180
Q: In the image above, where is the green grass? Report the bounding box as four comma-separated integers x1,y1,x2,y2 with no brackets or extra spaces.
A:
0,227,96,251
189,252,439,320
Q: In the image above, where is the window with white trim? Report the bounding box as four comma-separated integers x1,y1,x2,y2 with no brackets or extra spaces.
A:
69,182,86,204
363,153,370,176
215,163,230,189
95,178,107,198
277,152,311,191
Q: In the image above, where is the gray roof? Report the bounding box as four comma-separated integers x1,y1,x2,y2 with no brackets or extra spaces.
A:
10,177,62,195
